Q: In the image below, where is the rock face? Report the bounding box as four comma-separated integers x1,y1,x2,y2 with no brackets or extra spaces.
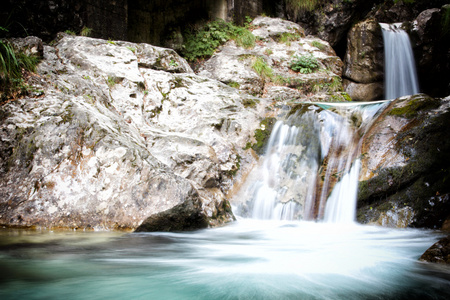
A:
198,16,347,103
286,0,375,50
343,18,384,101
357,94,450,229
0,35,267,231
409,5,450,98
420,236,450,265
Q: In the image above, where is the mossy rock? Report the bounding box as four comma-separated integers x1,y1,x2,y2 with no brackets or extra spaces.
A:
388,94,440,119
245,117,276,155
357,99,450,229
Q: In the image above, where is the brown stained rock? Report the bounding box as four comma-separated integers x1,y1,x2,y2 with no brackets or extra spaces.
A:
357,94,450,229
343,18,384,84
420,236,450,265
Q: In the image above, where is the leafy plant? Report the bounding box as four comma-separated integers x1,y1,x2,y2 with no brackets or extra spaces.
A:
1,39,40,101
80,27,92,37
181,19,255,62
290,54,319,74
64,30,76,36
169,59,179,67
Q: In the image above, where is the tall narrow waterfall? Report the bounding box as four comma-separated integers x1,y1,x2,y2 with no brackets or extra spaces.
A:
381,23,419,99
234,101,389,223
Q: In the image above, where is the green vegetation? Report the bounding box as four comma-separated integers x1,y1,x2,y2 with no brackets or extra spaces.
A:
0,37,40,102
264,49,273,56
394,0,415,4
388,95,439,119
251,57,273,80
181,19,255,62
290,54,319,74
64,30,76,36
277,32,302,46
311,40,325,50
245,117,276,155
126,46,136,53
285,0,322,18
169,59,179,67
227,81,240,88
80,27,92,37
242,98,259,108
107,76,117,87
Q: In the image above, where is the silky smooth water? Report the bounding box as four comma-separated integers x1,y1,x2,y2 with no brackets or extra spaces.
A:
381,23,419,100
0,222,449,300
236,101,389,222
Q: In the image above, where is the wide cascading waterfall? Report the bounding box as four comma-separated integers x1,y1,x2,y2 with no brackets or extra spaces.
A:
381,23,419,99
234,101,389,223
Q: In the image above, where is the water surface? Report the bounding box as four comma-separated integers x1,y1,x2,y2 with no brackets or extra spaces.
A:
1,221,449,299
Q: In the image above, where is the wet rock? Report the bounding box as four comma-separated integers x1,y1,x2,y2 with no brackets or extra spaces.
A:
420,236,450,265
0,35,266,231
286,0,375,49
357,94,450,229
410,5,450,98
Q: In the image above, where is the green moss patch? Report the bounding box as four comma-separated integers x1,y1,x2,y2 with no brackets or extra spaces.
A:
245,117,276,155
388,95,440,119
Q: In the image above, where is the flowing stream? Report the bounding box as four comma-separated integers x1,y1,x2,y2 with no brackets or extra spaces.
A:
381,23,419,99
0,224,449,299
233,101,388,223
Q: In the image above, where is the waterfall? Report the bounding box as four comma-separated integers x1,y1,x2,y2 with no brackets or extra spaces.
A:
235,101,389,223
381,23,419,99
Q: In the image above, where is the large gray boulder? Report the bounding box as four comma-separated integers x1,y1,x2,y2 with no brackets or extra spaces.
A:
0,35,266,231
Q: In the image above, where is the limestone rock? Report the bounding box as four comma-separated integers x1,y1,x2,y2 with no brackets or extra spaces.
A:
357,94,450,229
7,36,44,58
0,35,265,231
343,80,383,102
198,16,345,102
